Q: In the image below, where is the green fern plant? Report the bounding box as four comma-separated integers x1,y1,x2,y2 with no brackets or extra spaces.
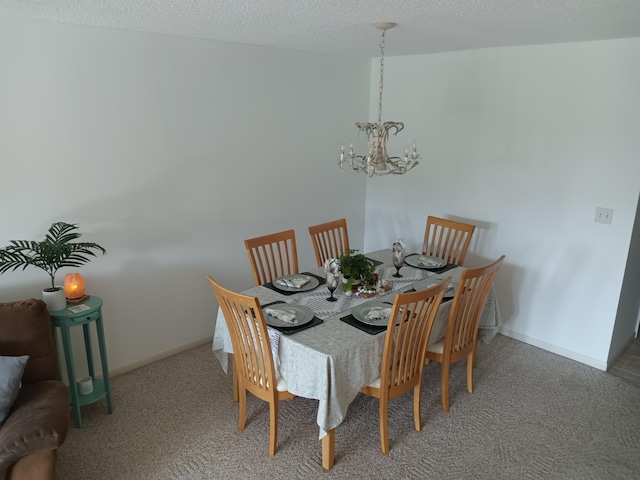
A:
339,249,376,292
0,222,106,291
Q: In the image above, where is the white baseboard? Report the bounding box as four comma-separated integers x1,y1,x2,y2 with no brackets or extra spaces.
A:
499,327,608,371
108,336,214,378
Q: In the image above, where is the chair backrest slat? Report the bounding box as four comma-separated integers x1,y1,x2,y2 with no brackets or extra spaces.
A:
308,218,350,267
208,276,277,397
445,256,505,355
422,216,476,266
245,230,299,286
380,278,450,390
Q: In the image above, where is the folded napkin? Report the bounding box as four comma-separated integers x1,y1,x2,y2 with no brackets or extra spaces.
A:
324,258,341,274
365,306,392,321
274,276,311,289
392,239,406,254
419,255,444,267
264,308,298,324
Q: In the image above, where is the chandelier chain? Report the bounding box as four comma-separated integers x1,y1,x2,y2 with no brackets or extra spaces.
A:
377,30,386,125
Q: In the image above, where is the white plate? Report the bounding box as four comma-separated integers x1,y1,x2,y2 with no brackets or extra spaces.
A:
352,301,395,327
262,303,315,328
404,253,447,270
271,275,320,293
412,278,456,298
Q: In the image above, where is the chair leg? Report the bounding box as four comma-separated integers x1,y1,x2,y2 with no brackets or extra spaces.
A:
379,396,390,454
413,383,422,432
473,342,479,367
467,352,474,393
269,401,278,456
238,386,247,431
441,361,450,411
232,360,239,403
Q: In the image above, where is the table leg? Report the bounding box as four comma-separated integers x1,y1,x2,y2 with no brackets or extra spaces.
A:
322,429,335,470
59,326,82,428
95,312,113,414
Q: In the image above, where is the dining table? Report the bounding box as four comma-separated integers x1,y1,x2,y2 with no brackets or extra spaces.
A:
211,249,501,470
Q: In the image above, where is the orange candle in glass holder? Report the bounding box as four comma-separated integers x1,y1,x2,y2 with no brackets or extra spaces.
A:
64,273,85,299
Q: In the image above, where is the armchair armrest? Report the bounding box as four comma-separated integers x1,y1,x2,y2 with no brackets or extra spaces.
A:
0,381,69,470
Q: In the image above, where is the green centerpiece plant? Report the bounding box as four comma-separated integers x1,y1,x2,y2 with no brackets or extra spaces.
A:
338,249,377,292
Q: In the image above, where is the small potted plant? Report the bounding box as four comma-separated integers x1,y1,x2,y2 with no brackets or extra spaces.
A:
338,249,377,293
0,222,106,311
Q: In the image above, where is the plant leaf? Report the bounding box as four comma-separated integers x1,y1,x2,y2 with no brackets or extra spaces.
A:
0,222,106,287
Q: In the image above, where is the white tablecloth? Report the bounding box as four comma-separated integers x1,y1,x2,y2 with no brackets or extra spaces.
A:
211,249,501,439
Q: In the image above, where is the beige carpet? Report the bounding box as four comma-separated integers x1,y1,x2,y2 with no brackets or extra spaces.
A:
57,334,640,479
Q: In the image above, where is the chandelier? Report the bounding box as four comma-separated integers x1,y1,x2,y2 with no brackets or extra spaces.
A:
338,22,420,177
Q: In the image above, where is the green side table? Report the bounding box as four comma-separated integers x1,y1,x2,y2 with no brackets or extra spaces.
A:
49,296,113,428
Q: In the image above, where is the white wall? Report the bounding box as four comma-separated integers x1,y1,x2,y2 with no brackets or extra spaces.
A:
3,17,638,375
0,17,370,374
363,38,640,369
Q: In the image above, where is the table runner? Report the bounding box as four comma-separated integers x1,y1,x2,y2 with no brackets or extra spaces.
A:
294,264,431,319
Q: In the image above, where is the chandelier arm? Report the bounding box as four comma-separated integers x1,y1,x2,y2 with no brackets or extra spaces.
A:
381,121,404,136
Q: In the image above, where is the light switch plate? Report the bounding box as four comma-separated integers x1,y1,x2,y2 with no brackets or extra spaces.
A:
595,207,613,224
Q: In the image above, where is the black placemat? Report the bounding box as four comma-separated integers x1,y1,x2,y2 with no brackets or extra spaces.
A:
402,287,454,303
429,263,457,274
263,272,326,296
404,254,457,274
273,316,324,335
365,257,384,267
260,300,285,308
262,283,298,295
260,300,324,335
340,314,387,335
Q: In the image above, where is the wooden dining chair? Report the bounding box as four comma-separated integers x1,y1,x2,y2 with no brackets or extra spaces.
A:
425,255,505,411
244,229,299,286
360,277,451,454
308,218,350,267
422,216,476,266
206,275,295,456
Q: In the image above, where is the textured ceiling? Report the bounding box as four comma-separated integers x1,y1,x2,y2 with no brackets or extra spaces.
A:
2,0,640,57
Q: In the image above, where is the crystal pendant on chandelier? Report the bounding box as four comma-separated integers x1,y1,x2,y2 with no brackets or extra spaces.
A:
338,22,420,177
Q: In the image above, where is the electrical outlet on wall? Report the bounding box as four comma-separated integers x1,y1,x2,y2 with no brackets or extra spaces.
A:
595,207,614,224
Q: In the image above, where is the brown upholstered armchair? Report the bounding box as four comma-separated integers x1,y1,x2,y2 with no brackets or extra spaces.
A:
0,299,70,480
